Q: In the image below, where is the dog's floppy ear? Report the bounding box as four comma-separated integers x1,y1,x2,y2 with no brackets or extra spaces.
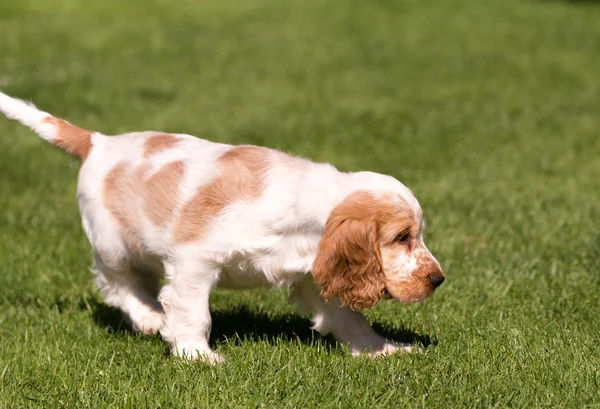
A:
312,194,386,310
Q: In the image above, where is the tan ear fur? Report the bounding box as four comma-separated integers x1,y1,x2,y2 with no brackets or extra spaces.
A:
312,192,386,310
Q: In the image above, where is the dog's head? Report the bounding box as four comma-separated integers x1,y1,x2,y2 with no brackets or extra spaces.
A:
312,189,443,310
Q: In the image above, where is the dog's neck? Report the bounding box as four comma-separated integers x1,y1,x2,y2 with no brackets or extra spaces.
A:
285,163,386,235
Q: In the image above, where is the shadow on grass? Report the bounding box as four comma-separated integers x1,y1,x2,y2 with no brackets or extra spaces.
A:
91,302,432,350
212,306,433,348
91,300,137,335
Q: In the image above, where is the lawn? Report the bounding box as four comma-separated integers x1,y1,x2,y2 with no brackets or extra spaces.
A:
1,0,599,407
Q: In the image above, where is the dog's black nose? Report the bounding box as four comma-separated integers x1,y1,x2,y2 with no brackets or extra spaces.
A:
430,275,445,289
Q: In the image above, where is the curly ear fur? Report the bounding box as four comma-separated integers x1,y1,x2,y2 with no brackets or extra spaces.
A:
312,193,386,310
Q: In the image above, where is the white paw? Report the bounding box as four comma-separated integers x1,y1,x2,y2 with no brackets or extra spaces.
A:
173,344,224,365
132,310,165,335
349,339,419,357
367,341,418,357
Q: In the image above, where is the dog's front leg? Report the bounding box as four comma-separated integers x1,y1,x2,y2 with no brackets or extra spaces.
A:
291,278,414,356
159,259,223,364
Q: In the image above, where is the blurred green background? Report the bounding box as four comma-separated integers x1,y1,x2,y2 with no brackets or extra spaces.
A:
1,0,599,407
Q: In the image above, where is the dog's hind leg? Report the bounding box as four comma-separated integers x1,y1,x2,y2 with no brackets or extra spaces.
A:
92,252,165,335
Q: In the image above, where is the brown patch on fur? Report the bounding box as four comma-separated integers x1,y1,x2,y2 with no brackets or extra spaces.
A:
103,162,145,250
381,251,443,302
385,276,433,303
384,250,443,303
378,217,419,245
380,222,444,303
143,161,185,227
104,160,186,249
43,117,93,161
312,191,388,311
173,146,271,243
143,134,179,158
416,256,443,283
313,191,427,310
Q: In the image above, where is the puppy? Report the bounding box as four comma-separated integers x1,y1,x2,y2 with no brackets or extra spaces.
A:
0,92,444,363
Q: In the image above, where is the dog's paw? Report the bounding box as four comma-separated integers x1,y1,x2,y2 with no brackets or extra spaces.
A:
367,340,419,357
349,338,419,357
132,310,165,335
201,352,225,365
173,344,224,365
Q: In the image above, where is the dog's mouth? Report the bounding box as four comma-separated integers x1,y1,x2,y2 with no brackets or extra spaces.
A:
382,287,393,300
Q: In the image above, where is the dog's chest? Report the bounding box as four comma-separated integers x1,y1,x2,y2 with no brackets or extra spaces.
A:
216,234,319,289
217,265,273,289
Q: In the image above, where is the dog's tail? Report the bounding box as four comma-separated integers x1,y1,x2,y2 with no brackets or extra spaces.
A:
0,91,99,161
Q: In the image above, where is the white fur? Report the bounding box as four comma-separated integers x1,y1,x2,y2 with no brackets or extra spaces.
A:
0,92,59,141
0,91,440,363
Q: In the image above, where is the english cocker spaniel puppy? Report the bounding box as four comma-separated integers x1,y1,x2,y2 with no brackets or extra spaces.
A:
0,92,444,363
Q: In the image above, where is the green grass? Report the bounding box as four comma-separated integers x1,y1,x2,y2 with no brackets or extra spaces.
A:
1,0,600,407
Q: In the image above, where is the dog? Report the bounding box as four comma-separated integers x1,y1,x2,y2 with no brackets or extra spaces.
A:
0,91,444,363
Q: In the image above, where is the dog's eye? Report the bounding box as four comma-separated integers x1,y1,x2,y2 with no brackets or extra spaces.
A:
395,232,410,243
